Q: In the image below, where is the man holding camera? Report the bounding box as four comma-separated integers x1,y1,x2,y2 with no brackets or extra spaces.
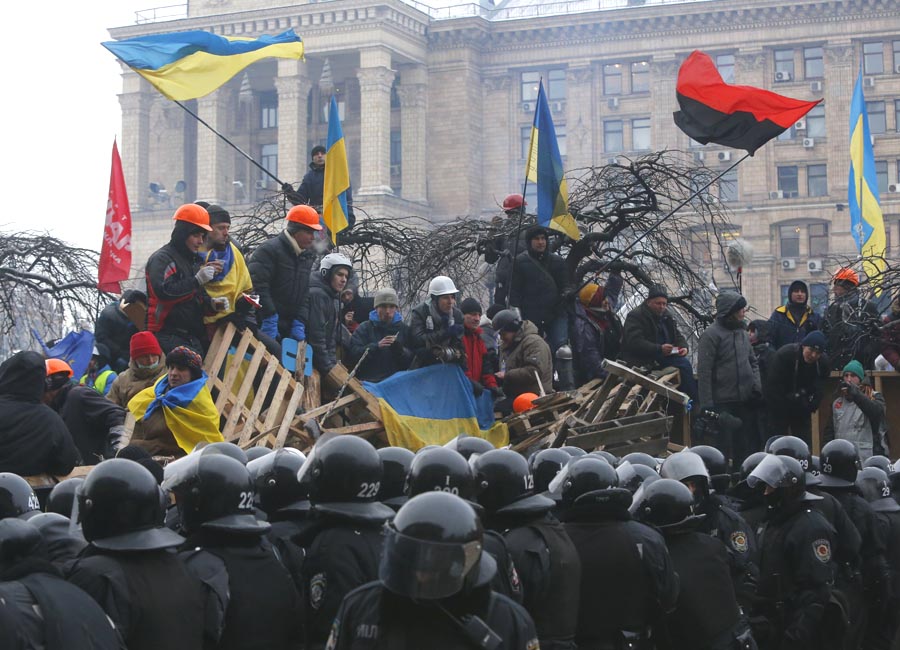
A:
823,360,887,460
408,276,466,369
764,330,830,444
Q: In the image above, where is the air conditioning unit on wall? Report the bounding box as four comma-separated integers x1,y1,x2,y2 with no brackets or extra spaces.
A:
769,190,785,199
775,71,792,82
717,151,732,162
782,259,797,270
607,97,620,109
808,259,824,273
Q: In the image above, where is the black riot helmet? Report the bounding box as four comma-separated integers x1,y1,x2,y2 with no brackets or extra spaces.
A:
559,446,588,459
856,467,900,513
589,450,619,466
380,492,496,600
660,451,710,497
616,461,643,495
529,448,571,493
443,434,495,461
247,448,308,516
200,441,249,466
769,435,820,486
634,478,705,532
377,447,415,509
302,436,394,522
555,456,619,507
621,452,661,473
46,477,84,518
78,459,183,551
406,447,475,500
689,445,730,492
163,453,268,535
633,463,661,487
740,451,768,483
747,454,810,510
0,519,43,573
245,446,274,462
864,455,893,474
0,473,41,519
472,449,552,515
819,439,862,488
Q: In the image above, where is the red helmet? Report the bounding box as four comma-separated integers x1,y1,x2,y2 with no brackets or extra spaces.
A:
833,267,859,286
502,194,526,211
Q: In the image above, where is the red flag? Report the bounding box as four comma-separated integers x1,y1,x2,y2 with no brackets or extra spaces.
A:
674,51,821,155
98,140,132,293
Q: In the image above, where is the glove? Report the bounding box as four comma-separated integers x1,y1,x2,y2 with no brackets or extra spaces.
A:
282,182,294,193
448,324,464,338
845,382,861,399
290,320,306,341
470,380,484,398
212,297,230,312
260,314,279,339
108,425,126,454
489,385,504,399
195,264,216,285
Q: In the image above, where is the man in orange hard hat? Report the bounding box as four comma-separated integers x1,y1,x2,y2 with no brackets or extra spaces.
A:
822,266,881,370
248,205,322,343
146,203,221,355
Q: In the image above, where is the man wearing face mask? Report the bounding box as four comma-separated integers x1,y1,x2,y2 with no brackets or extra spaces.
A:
571,271,623,385
107,332,167,409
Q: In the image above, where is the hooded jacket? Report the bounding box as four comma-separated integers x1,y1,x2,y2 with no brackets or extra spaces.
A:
696,291,760,407
768,280,822,349
508,241,570,327
289,162,356,228
94,300,139,371
106,359,167,409
347,310,411,382
248,231,317,339
299,271,342,374
0,352,78,476
50,383,126,465
764,343,830,414
500,320,553,398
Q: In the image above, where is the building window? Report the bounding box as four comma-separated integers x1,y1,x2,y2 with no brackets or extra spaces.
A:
719,168,738,202
260,92,278,129
864,41,884,75
716,54,735,83
603,64,623,95
521,72,541,102
807,164,828,197
390,130,401,169
894,40,900,72
547,69,566,101
777,166,799,198
632,118,651,150
260,144,278,182
557,124,567,157
521,69,565,101
521,127,532,160
804,46,824,79
777,125,796,141
809,222,829,256
806,104,826,139
775,48,795,78
868,101,887,134
604,120,624,153
689,230,711,265
896,100,900,132
631,61,650,93
780,225,801,258
876,160,889,195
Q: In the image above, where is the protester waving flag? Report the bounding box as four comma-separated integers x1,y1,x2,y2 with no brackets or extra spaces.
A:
674,50,821,155
323,95,351,244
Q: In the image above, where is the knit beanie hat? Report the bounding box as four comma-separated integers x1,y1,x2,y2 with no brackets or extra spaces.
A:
578,283,605,308
842,360,865,381
205,204,231,225
130,332,162,360
166,346,204,380
647,284,668,300
800,330,827,351
374,287,400,308
460,297,483,315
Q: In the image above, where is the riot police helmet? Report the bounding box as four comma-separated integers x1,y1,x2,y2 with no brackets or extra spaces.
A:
739,451,768,483
616,461,643,494
864,455,893,474
689,445,730,492
621,452,661,472
529,448,571,493
856,467,900,513
245,446,274,462
632,463,662,486
406,447,475,500
199,441,249,465
660,451,710,496
472,449,553,515
818,439,862,488
589,450,619,466
377,446,415,509
554,456,619,507
559,446,588,458
769,435,820,486
247,448,308,516
634,478,705,531
0,473,41,519
46,477,84,518
0,518,43,572
444,434,494,460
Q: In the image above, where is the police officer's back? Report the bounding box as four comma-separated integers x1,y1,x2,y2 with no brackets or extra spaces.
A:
472,449,581,650
66,459,205,650
327,491,539,649
165,453,301,650
557,456,678,649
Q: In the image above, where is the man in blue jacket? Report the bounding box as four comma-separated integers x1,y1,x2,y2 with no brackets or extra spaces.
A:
768,280,821,349
347,287,411,382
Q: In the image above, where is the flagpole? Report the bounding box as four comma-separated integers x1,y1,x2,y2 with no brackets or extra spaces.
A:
173,100,285,186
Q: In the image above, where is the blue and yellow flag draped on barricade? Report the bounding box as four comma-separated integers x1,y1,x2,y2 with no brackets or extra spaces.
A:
849,69,887,294
323,95,351,244
32,328,94,379
102,29,304,101
128,373,224,453
364,365,508,451
525,82,581,241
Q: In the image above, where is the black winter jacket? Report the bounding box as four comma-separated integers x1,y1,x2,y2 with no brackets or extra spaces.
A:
509,248,570,327
94,301,138,371
248,231,317,338
572,303,622,384
299,272,342,374
407,300,466,369
288,162,356,228
347,311,411,382
764,343,830,415
0,352,78,476
50,383,125,465
145,238,206,341
620,303,688,368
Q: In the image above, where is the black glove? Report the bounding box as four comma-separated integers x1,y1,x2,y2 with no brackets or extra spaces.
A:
281,182,294,193
470,380,484,398
845,382,861,400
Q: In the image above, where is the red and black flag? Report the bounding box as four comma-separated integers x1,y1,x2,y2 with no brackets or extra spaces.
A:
674,51,821,155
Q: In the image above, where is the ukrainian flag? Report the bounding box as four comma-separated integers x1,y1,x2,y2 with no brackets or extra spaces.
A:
364,365,508,451
323,95,351,244
102,29,304,101
849,69,886,293
525,81,581,241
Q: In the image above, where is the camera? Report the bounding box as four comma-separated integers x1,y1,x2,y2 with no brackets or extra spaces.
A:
432,346,462,363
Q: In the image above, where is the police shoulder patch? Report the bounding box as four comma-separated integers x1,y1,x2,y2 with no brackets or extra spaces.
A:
730,531,749,553
813,539,831,563
526,638,540,650
310,572,327,610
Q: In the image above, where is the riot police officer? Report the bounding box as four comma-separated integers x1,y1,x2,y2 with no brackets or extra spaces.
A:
557,456,679,648
634,479,755,649
0,472,41,520
326,491,539,649
376,446,414,511
529,447,571,494
728,451,769,533
164,452,301,650
444,433,495,460
472,449,581,650
67,458,205,650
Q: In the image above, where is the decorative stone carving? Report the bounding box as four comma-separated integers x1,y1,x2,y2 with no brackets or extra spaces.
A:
356,66,397,93
483,75,511,93
396,84,427,108
825,44,853,66
567,66,594,86
275,74,313,101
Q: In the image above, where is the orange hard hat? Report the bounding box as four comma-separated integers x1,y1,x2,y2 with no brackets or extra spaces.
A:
502,194,526,211
833,267,859,286
45,358,73,378
172,203,212,231
513,392,539,413
286,205,323,230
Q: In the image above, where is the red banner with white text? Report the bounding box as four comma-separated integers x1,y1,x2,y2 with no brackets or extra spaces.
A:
98,140,132,293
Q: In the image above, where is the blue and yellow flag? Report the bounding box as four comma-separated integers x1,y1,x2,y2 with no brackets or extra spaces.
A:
525,82,580,241
364,365,508,451
849,69,886,293
102,29,304,101
323,95,351,244
202,242,252,324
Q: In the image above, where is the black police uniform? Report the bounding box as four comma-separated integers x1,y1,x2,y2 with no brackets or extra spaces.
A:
326,581,539,650
562,488,679,649
697,493,759,609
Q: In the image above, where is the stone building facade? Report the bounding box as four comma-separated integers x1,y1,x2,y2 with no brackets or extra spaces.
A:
111,0,900,315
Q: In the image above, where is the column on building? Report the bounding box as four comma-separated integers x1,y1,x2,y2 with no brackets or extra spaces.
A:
734,50,769,202
119,69,152,211
396,64,428,203
649,57,680,153
824,42,854,190
564,64,595,170
196,88,233,201
275,59,312,188
356,48,396,195
480,73,511,210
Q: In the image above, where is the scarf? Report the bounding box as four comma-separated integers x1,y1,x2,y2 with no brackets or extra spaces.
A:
201,242,252,324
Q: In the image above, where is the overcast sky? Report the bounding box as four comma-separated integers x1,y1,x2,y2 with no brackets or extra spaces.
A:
1,2,149,249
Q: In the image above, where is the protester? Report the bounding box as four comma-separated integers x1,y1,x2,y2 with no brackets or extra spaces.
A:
768,280,821,349
93,289,146,373
460,297,501,398
127,346,224,458
348,287,411,382
823,360,887,460
78,346,117,396
572,272,623,385
764,330,829,444
284,144,356,230
482,193,531,306
146,203,219,354
822,267,881,369
106,331,166,408
0,352,77,477
300,253,354,377
408,275,466,369
492,309,552,413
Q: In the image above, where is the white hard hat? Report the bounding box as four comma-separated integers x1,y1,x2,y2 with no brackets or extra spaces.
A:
319,253,353,277
428,275,458,296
